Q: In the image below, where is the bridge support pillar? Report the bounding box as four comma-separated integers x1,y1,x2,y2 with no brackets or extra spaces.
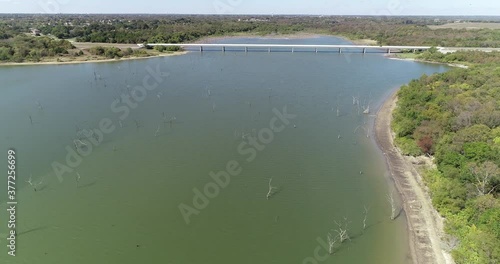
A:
268,47,271,53
363,48,366,54
387,49,391,54
245,47,248,52
222,46,225,52
315,48,317,53
200,46,203,52
292,48,294,53
339,48,342,54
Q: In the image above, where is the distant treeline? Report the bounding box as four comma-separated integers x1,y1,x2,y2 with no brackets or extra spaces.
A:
1,15,500,47
392,50,500,263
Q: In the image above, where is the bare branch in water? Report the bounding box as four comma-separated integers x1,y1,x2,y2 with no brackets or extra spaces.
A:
266,178,277,200
363,206,369,230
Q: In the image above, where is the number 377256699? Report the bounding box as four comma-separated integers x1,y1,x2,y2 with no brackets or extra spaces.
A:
7,149,16,199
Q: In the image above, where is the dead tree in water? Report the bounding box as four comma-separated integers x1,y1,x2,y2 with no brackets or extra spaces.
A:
73,139,87,151
26,174,43,191
76,172,81,187
154,124,161,137
333,217,351,243
336,96,340,117
266,178,277,200
26,175,35,191
326,217,351,254
35,178,44,191
352,95,361,115
327,233,338,254
168,116,177,128
362,105,370,114
363,206,369,230
36,100,44,111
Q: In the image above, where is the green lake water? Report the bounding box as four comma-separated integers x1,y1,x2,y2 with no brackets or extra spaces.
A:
0,36,449,264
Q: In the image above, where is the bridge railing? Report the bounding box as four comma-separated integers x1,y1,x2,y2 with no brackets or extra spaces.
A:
141,43,432,54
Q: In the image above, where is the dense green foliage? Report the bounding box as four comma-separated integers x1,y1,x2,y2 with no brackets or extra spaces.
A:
418,48,500,65
392,51,500,263
1,14,500,47
153,45,182,52
0,35,74,62
87,46,149,58
331,20,500,47
1,15,500,63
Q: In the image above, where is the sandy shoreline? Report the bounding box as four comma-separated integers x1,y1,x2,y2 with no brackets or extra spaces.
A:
0,51,187,67
385,55,468,69
374,92,453,264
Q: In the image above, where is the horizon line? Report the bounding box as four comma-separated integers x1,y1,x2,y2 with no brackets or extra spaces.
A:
1,13,500,17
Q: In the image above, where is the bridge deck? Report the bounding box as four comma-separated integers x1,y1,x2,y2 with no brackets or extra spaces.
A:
145,43,430,49
143,43,500,53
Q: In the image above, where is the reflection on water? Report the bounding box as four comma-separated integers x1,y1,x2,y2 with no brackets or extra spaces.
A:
0,36,448,264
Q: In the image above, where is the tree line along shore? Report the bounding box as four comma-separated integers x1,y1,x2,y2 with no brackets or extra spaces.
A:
391,51,500,264
2,15,500,63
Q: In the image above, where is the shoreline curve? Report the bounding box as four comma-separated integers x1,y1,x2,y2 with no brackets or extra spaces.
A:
374,91,450,264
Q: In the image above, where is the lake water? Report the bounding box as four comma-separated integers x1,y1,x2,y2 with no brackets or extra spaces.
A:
0,36,448,264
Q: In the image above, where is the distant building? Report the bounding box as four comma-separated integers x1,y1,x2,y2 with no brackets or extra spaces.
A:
31,28,41,36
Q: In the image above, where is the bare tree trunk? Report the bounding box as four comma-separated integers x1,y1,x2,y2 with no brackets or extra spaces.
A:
333,217,351,243
155,124,161,137
471,161,499,196
76,172,81,188
327,233,337,254
363,206,369,230
266,178,277,200
36,100,43,111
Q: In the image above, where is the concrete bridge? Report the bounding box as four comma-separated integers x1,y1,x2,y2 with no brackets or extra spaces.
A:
142,43,433,54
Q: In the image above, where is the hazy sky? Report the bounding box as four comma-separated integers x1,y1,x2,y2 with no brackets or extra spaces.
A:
1,0,499,15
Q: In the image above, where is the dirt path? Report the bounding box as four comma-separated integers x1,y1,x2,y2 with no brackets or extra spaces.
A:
374,92,451,264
